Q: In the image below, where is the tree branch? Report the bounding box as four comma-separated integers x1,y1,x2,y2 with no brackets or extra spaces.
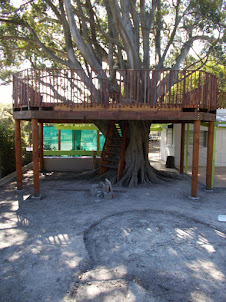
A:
159,0,183,68
0,35,68,59
107,0,139,68
172,35,214,70
63,0,101,69
73,2,124,50
0,18,71,67
129,0,140,57
140,0,157,68
155,0,162,65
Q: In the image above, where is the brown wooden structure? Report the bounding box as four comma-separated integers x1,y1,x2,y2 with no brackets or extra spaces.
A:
13,68,218,198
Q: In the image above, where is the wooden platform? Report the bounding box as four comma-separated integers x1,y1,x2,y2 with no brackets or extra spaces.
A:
13,68,217,123
13,68,218,198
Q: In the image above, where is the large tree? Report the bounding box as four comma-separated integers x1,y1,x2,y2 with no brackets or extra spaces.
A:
0,0,225,186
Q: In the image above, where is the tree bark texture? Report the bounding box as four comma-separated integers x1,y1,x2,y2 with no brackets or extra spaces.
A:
96,120,173,187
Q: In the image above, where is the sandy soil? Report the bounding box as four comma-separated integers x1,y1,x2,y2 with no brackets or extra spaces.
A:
0,171,225,302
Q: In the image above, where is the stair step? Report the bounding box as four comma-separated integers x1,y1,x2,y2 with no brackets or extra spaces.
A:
105,151,121,155
108,144,121,148
107,158,119,162
101,164,118,169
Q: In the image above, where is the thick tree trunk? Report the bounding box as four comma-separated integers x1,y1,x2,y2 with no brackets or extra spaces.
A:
96,120,172,187
118,121,163,187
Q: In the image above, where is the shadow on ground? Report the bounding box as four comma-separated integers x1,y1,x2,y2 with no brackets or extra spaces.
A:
0,172,225,302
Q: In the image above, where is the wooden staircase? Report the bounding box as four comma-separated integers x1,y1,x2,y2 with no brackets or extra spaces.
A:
99,121,128,181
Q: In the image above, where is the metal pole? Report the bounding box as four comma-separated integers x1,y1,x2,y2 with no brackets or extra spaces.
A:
211,124,216,189
206,121,214,190
191,120,200,198
32,119,40,197
180,122,185,173
185,123,189,173
39,122,44,171
15,119,23,190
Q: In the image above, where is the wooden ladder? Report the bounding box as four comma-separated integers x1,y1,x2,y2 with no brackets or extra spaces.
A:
99,121,128,180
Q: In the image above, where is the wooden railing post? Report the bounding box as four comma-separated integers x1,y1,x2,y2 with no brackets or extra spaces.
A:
206,121,215,190
12,68,218,113
191,120,200,198
32,119,40,197
180,122,185,174
15,119,23,190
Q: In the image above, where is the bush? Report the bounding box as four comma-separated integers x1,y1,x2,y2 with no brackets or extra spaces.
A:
0,104,31,178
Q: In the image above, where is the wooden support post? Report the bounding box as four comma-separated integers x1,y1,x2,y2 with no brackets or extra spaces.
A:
206,121,214,190
97,130,100,151
191,120,200,198
32,119,40,197
58,129,61,151
15,119,23,190
39,122,44,171
180,122,185,173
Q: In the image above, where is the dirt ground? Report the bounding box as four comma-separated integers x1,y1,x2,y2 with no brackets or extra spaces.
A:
0,170,226,302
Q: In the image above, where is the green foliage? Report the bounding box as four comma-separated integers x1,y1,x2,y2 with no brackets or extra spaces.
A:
184,53,226,108
0,104,31,178
207,63,226,108
0,120,16,177
0,0,225,75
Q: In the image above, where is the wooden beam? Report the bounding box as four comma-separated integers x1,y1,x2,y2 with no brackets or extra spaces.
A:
191,120,200,198
13,109,216,122
206,121,214,190
180,122,185,174
15,119,23,190
39,122,44,171
32,119,40,197
13,111,32,120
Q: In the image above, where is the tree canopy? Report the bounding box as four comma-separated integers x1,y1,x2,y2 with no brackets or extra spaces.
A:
0,103,31,178
0,0,225,84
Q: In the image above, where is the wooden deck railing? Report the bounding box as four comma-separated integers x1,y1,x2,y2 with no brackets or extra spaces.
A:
13,68,218,111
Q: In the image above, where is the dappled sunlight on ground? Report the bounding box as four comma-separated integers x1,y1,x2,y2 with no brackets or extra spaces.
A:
85,210,226,301
188,260,225,282
0,171,225,301
187,166,226,187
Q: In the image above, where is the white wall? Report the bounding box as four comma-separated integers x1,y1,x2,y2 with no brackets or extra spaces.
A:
160,128,175,163
161,124,226,167
215,128,226,167
44,157,100,172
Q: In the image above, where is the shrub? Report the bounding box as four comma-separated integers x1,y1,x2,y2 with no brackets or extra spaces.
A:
0,104,31,178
